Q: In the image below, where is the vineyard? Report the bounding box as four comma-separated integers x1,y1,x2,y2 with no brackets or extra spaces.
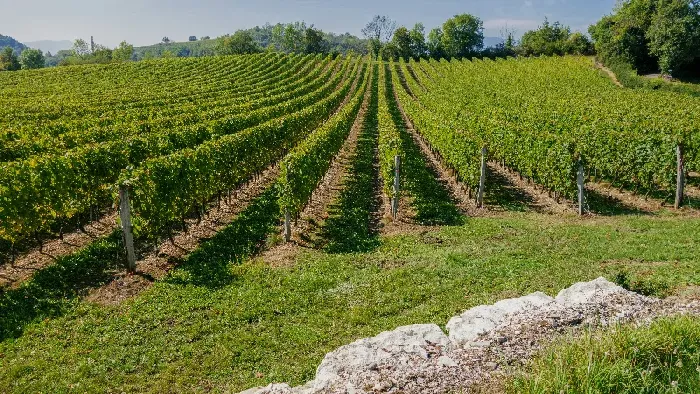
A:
1,53,700,392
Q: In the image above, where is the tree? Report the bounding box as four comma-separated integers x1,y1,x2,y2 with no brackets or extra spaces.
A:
410,23,428,58
189,36,197,42
367,38,382,58
0,46,20,71
392,26,413,59
362,15,396,43
427,28,446,59
216,31,261,55
520,19,572,56
647,0,700,74
567,32,594,55
19,48,45,69
112,41,134,62
588,0,662,72
304,27,327,54
72,39,90,58
92,44,113,63
271,22,306,53
161,50,175,58
162,37,171,44
380,42,400,61
441,14,484,58
201,36,211,40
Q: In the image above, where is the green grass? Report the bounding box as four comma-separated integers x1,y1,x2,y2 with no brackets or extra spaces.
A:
1,213,699,393
509,316,700,394
317,63,381,253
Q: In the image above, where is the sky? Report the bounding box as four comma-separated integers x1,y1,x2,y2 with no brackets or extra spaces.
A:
1,0,617,47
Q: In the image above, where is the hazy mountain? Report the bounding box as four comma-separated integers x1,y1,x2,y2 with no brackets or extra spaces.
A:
24,40,73,55
483,36,505,48
0,34,27,53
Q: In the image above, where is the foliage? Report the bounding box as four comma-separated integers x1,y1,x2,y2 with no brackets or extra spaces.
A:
0,53,342,249
2,212,700,392
395,56,700,199
510,316,700,393
217,31,261,55
377,61,403,196
18,48,44,69
0,46,20,71
427,28,446,59
520,19,594,56
122,57,361,237
112,41,134,62
409,24,428,58
362,15,397,43
388,24,428,60
440,14,484,58
0,34,26,54
589,0,700,74
304,27,328,54
647,0,700,74
279,60,368,217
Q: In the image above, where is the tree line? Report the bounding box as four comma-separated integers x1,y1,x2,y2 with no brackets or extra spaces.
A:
2,0,698,78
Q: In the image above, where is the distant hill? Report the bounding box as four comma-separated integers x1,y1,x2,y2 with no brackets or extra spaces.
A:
483,37,505,48
0,34,27,53
24,40,72,55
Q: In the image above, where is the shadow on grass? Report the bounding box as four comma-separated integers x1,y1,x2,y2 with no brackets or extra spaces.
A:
318,64,381,254
483,165,540,212
385,64,463,226
166,186,281,289
0,232,124,341
585,187,651,216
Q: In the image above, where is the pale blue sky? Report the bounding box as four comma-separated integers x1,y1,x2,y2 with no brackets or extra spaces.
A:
1,0,616,47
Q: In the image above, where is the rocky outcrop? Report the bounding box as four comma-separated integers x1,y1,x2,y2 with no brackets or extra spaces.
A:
239,277,699,394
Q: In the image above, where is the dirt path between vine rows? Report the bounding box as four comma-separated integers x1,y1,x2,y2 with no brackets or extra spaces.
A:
266,62,373,258
0,213,119,290
487,164,576,215
85,163,282,305
87,60,367,304
594,60,624,88
0,57,358,293
390,81,479,220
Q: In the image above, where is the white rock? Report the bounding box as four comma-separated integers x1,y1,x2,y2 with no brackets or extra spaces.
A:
555,277,626,306
290,381,315,394
313,324,449,391
437,356,458,368
446,292,554,346
238,383,293,394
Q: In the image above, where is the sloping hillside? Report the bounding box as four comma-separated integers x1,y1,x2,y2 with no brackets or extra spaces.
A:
0,34,26,53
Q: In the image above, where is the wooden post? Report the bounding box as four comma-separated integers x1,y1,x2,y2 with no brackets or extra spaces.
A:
392,155,401,218
675,144,685,209
118,185,137,273
577,162,585,216
284,209,292,242
478,147,487,208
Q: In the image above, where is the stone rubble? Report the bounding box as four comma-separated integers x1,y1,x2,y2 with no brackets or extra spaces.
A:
239,277,700,394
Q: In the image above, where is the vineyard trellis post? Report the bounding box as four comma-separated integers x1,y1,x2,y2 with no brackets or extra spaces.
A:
675,144,685,209
478,147,487,208
577,161,585,216
118,185,137,273
284,209,292,242
392,155,401,218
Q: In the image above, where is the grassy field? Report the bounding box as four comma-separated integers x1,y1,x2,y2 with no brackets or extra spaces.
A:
1,210,699,392
510,316,700,393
